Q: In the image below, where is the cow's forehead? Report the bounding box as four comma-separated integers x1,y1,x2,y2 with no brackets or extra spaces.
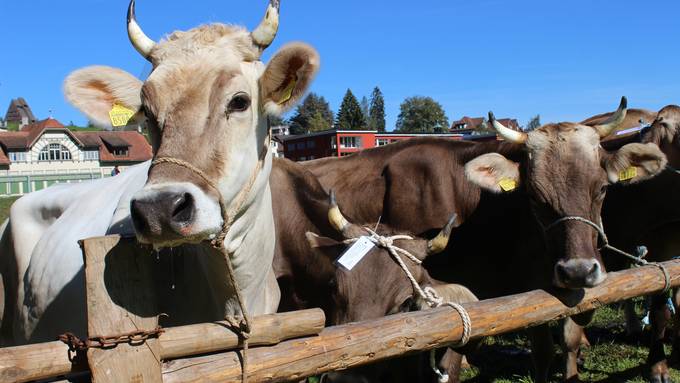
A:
526,123,600,160
149,24,259,65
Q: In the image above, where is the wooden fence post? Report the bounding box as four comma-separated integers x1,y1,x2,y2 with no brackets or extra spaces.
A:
81,235,162,383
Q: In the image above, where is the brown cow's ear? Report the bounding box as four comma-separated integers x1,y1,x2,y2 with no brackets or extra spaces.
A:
464,153,521,193
260,42,320,116
305,232,342,248
64,66,143,129
603,143,667,184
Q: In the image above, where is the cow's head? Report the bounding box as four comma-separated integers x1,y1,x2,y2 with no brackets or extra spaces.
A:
305,196,462,324
465,98,667,289
64,0,319,248
644,105,680,168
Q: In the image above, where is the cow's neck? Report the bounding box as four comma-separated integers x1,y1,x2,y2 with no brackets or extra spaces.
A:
214,153,279,317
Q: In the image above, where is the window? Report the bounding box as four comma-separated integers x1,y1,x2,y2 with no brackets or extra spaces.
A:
340,136,361,148
38,144,72,161
287,144,295,152
8,152,27,162
306,140,316,149
376,138,389,146
296,142,305,150
299,156,307,161
340,152,353,157
84,151,99,160
113,148,129,157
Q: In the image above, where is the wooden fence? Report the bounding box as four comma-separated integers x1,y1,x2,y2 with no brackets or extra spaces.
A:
1,235,679,383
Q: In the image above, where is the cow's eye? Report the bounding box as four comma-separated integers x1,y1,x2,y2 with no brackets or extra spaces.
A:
228,93,251,113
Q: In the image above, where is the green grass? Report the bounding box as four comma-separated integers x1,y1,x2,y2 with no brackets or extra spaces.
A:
0,196,18,223
461,299,680,382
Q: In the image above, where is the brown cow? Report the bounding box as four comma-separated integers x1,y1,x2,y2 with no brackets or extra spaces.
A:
302,98,668,382
557,105,680,382
270,158,476,383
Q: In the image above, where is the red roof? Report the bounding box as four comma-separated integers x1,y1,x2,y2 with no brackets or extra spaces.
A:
0,148,9,166
73,131,152,163
0,118,152,164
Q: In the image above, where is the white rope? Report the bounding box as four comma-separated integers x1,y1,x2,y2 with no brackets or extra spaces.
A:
542,215,672,294
344,227,473,382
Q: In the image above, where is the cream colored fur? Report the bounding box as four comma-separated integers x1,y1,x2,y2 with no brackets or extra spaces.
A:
465,153,520,193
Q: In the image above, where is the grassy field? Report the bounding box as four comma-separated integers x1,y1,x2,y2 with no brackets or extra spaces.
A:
0,196,19,223
461,298,680,382
0,195,676,381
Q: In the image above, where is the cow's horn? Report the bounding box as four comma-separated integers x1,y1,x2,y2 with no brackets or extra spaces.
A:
328,191,350,234
427,213,457,255
127,0,155,60
251,0,280,50
489,112,528,144
594,97,628,138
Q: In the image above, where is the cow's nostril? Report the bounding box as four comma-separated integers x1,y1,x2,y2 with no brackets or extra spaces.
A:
130,200,149,233
171,193,194,223
556,264,569,283
589,262,599,275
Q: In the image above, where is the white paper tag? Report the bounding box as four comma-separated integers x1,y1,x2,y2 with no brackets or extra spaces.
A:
336,236,375,271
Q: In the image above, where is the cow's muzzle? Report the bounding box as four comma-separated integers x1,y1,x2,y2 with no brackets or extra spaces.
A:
130,183,221,245
554,258,606,289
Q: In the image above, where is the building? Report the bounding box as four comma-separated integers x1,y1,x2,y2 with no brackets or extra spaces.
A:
449,116,521,137
271,124,290,158
0,118,152,195
280,130,465,161
4,98,37,128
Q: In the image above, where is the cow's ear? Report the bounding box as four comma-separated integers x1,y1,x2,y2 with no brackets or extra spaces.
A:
63,66,143,129
305,232,341,248
465,153,521,193
260,42,320,116
604,143,667,184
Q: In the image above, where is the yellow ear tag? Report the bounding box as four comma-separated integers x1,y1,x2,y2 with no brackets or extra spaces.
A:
499,178,517,192
619,167,638,182
277,76,297,105
109,104,135,127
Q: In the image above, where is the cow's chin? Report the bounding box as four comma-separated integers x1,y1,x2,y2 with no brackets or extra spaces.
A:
135,227,222,250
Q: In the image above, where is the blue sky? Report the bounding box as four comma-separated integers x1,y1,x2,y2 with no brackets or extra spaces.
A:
1,0,678,130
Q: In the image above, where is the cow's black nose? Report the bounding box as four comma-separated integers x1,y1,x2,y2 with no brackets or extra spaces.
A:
130,191,196,239
554,258,604,289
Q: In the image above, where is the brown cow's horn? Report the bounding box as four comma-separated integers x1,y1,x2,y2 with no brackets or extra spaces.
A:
127,0,155,60
489,111,528,144
594,97,628,138
328,191,350,234
251,0,280,50
427,213,458,255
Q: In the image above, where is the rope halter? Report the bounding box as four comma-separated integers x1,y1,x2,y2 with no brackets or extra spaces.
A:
344,227,472,382
148,128,272,383
542,215,671,293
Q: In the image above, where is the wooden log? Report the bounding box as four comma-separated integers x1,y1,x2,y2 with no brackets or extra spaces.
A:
0,309,326,383
82,236,163,383
162,261,680,383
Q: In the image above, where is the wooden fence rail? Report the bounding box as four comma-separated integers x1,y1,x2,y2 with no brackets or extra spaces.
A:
1,234,678,382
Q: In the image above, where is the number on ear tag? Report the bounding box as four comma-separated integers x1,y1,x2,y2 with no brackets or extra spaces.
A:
499,178,517,192
619,167,638,182
109,104,135,127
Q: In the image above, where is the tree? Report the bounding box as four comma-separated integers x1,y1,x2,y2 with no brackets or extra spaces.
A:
526,115,541,131
335,89,367,130
369,87,386,132
360,96,370,125
288,93,334,134
395,96,449,133
267,114,286,127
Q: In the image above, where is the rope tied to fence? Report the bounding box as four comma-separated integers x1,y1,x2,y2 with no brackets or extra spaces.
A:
58,326,164,362
150,127,272,383
544,215,672,293
345,227,472,383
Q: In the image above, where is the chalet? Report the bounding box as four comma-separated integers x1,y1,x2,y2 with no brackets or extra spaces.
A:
450,116,521,137
0,118,151,195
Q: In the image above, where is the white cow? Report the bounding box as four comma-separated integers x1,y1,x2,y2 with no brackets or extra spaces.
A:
0,0,319,345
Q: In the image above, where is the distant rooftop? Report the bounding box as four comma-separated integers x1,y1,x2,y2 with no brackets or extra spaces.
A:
5,97,37,127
